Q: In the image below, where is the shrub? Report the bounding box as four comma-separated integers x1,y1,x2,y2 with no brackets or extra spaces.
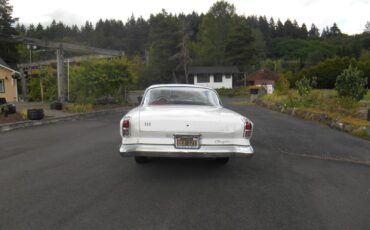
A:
337,96,359,115
41,67,58,101
285,91,300,107
275,75,290,95
299,56,357,88
216,87,250,97
64,103,93,113
69,58,137,104
335,65,367,101
28,78,41,101
295,76,317,96
300,91,321,107
0,104,9,116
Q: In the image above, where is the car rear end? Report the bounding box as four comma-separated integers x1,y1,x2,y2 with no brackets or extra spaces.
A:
119,85,254,162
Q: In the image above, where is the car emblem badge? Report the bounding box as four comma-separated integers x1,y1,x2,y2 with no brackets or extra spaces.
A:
144,122,151,126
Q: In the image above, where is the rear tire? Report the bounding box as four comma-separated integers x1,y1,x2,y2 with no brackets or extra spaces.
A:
135,156,149,164
215,157,229,164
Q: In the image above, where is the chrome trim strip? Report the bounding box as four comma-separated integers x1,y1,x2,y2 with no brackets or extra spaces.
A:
119,144,254,158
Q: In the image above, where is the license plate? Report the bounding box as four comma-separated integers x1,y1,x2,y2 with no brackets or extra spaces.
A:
174,135,200,149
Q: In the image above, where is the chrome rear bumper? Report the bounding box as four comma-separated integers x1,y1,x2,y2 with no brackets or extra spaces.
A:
119,144,254,158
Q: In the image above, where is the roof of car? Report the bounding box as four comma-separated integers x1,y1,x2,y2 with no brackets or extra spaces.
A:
146,84,215,91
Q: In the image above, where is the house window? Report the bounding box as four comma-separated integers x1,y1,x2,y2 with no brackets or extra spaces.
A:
214,74,223,82
0,79,5,93
197,74,210,83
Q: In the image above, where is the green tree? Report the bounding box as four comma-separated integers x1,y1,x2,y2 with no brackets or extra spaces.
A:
40,66,57,101
299,57,357,88
335,65,367,101
194,1,236,65
225,18,256,68
70,58,137,103
0,0,18,64
308,24,320,38
170,20,192,83
364,21,370,33
145,10,181,84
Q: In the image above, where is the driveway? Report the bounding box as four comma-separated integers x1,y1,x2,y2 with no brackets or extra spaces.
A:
0,105,369,230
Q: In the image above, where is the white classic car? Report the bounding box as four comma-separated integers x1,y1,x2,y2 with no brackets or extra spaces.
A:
119,84,254,163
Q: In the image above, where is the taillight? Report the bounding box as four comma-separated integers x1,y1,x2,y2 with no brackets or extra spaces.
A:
244,121,252,138
122,118,130,136
123,119,129,128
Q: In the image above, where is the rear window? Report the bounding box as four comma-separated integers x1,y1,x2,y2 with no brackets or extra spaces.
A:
143,87,220,106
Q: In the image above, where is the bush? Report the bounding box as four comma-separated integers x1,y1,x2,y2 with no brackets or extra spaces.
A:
299,56,357,88
285,91,300,107
295,76,317,96
0,104,9,116
94,95,118,105
41,67,58,101
64,103,93,113
216,87,250,97
335,65,367,101
337,96,359,115
28,78,41,101
300,91,321,107
26,67,57,102
69,58,137,104
275,75,290,95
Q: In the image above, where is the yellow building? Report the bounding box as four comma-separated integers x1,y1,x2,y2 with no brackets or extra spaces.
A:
0,58,18,102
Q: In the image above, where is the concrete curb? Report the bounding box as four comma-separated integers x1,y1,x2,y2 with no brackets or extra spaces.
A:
0,107,131,132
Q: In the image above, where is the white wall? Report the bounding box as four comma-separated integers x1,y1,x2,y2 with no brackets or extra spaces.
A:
194,74,232,89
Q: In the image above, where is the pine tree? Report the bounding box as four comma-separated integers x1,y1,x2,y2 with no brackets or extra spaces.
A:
225,21,256,68
195,1,236,65
0,0,18,63
329,23,342,36
308,24,320,38
364,21,370,33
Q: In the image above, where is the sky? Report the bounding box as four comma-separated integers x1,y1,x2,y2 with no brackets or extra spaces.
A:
10,0,370,35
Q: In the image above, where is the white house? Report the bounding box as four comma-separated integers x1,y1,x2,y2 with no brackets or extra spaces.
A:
188,66,239,89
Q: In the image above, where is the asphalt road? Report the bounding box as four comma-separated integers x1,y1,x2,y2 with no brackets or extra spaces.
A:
1,105,370,230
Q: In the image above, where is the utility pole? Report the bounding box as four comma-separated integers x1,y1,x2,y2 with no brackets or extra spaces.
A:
67,59,70,102
56,44,66,103
19,68,28,101
39,65,44,103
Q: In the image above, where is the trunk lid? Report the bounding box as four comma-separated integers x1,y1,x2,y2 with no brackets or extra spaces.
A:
138,106,244,139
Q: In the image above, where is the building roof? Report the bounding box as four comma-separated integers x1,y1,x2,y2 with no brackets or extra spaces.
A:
188,66,239,74
246,68,279,81
0,57,10,68
0,57,18,73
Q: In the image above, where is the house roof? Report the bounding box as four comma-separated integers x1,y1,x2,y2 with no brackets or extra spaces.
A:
0,57,18,73
0,57,10,68
246,68,279,81
188,66,239,74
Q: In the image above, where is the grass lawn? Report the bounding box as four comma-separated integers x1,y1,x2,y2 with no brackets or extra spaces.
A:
363,90,370,101
312,89,370,102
